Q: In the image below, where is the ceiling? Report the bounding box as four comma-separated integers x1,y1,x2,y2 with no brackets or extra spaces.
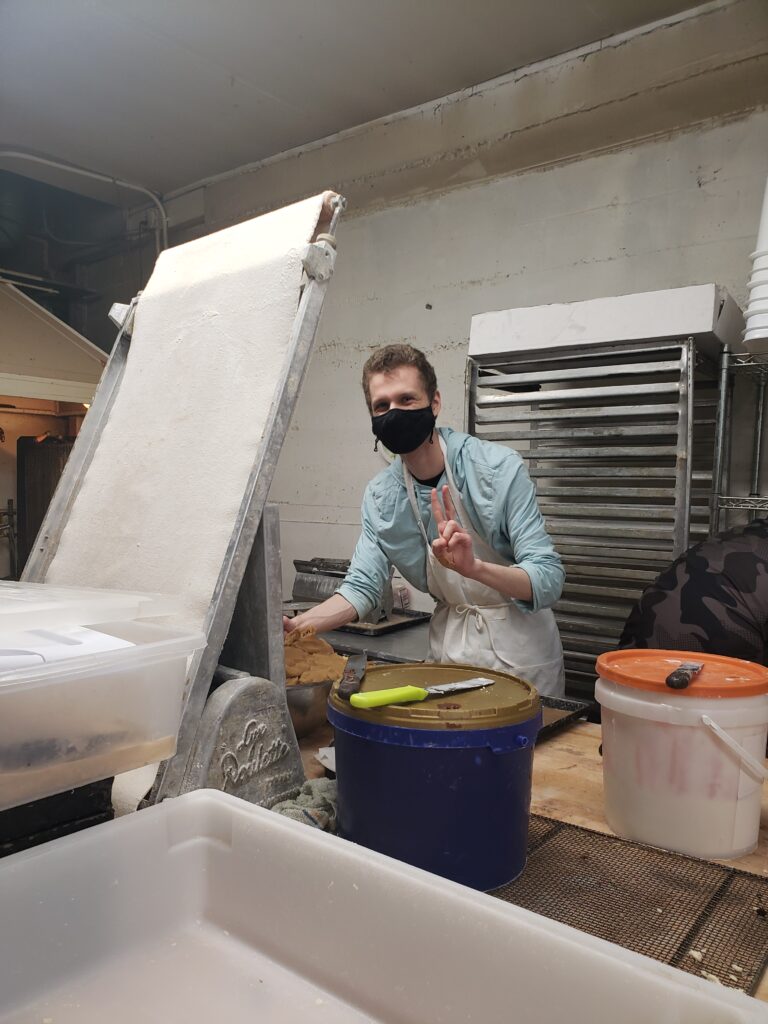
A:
0,0,699,202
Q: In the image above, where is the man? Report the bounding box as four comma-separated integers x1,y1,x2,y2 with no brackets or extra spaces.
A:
619,517,768,664
284,343,565,696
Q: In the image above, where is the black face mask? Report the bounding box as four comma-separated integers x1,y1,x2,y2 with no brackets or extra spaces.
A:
371,405,436,455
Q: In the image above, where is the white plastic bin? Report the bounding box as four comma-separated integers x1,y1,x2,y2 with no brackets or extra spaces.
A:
0,789,765,1023
0,580,179,632
0,582,205,810
596,650,768,860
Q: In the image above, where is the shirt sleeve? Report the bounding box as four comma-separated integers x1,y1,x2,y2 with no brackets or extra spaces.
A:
337,487,392,622
498,454,565,613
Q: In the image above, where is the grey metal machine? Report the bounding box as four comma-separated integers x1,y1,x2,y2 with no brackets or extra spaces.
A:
20,196,347,812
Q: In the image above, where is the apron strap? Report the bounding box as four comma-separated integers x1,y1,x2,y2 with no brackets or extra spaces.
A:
437,434,470,531
439,434,512,572
403,431,477,546
403,460,431,545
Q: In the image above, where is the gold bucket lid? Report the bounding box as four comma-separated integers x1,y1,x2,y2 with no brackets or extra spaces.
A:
329,662,539,730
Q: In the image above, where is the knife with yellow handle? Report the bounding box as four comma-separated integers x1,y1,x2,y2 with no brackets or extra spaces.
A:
350,677,495,709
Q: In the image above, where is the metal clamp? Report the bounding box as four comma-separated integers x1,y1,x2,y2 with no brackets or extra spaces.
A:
302,240,337,282
107,293,140,335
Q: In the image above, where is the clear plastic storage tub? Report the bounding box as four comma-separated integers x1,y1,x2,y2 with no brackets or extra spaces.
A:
0,582,205,810
0,580,179,632
0,790,765,1023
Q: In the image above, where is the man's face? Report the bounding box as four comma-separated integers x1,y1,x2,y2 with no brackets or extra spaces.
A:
368,365,441,417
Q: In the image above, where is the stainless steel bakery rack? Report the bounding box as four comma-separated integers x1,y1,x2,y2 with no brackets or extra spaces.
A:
466,338,721,698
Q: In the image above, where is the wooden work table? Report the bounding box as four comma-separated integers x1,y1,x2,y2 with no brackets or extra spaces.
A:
300,719,768,1004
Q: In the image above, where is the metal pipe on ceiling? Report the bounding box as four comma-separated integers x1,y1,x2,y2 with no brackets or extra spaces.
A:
0,150,169,252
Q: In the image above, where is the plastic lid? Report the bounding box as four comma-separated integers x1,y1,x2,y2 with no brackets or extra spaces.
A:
0,581,180,634
596,649,768,698
328,662,539,730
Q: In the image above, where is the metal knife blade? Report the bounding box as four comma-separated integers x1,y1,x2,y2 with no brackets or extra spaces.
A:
424,677,496,697
349,676,495,710
338,652,367,700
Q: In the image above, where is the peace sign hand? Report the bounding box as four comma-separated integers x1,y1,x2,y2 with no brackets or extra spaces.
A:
430,485,477,577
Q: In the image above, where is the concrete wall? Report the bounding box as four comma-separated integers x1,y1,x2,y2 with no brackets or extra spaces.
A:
272,111,768,596
73,0,768,598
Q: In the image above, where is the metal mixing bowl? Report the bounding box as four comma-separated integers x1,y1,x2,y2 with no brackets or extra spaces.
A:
286,678,334,738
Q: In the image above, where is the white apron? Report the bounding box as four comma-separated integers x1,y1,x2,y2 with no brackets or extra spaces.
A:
403,436,565,698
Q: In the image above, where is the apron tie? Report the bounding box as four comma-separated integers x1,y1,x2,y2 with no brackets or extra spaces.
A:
454,602,517,670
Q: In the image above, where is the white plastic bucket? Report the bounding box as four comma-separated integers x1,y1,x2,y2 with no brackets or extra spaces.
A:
745,313,768,333
744,324,768,345
596,651,768,860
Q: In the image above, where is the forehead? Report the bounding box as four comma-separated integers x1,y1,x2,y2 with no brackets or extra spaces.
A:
368,365,426,399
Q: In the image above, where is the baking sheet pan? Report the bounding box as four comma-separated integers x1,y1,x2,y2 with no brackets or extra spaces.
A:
538,695,592,739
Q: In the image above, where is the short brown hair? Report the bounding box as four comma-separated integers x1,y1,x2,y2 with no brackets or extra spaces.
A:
361,344,438,412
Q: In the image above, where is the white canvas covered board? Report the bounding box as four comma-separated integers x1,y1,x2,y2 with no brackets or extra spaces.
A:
44,194,328,634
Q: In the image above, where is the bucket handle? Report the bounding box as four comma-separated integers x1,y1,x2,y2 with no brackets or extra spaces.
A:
700,715,768,783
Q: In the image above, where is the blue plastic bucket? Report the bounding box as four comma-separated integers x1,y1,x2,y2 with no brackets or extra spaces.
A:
327,664,542,891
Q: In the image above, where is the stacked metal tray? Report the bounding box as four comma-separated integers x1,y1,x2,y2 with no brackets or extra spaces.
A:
467,339,720,698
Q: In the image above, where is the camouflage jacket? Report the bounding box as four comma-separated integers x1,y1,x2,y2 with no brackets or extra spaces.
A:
619,518,768,665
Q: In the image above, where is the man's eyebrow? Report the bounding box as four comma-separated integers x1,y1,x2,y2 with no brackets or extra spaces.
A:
372,389,421,408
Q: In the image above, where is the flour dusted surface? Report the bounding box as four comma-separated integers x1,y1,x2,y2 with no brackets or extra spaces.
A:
45,195,326,633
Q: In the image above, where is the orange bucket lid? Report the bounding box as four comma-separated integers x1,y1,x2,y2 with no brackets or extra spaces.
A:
596,649,768,698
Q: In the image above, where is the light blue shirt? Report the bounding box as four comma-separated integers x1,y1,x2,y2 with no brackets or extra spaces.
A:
338,427,564,621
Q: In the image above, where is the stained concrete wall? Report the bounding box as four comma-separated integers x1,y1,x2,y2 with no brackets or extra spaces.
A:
272,111,768,597
176,0,768,234
72,0,768,599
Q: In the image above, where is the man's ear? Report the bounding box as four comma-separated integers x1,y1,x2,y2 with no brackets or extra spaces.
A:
432,390,442,416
